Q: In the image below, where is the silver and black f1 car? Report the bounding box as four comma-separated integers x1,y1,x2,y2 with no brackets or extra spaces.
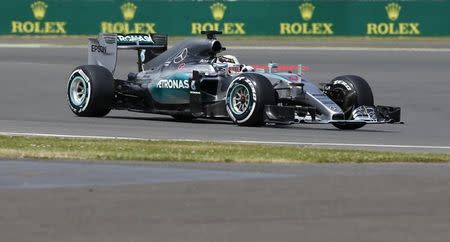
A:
67,31,401,130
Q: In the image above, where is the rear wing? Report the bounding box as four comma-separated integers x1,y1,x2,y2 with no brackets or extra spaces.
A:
88,33,167,74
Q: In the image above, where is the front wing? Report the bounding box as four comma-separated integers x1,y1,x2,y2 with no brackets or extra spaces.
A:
264,105,402,125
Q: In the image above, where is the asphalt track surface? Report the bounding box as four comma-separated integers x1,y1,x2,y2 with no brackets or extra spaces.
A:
0,160,449,242
1,43,450,241
0,45,450,152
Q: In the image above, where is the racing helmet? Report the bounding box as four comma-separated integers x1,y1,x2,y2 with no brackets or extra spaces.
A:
214,55,242,73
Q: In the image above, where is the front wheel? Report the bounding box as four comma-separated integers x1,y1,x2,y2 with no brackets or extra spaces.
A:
67,65,114,117
225,73,275,126
326,75,374,130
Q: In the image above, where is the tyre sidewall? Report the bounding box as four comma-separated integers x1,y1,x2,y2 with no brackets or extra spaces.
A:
67,68,92,114
329,75,374,130
67,65,114,117
226,76,258,124
330,75,374,108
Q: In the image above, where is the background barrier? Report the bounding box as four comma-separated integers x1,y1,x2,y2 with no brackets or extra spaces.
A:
2,0,449,36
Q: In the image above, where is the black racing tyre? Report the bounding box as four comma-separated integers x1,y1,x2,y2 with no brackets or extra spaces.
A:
67,65,114,117
327,75,374,130
171,114,196,122
225,73,275,126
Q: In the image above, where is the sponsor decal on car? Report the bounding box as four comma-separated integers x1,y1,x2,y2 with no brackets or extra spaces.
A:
11,1,67,34
90,45,106,53
173,48,188,64
117,34,153,43
333,80,353,91
156,79,189,89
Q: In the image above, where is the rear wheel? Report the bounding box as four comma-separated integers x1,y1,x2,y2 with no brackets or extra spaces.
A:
67,65,114,117
226,73,275,126
326,75,374,130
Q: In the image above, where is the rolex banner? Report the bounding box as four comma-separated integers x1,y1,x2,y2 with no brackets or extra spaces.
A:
1,0,450,36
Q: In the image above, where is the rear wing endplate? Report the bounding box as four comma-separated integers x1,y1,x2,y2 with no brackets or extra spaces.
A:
88,33,167,74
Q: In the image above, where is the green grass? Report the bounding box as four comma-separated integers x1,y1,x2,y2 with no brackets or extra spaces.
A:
0,135,448,163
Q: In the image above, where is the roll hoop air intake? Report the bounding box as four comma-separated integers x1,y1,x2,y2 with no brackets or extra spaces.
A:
201,30,226,56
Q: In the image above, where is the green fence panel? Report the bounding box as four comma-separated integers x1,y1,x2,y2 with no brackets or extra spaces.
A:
1,0,449,36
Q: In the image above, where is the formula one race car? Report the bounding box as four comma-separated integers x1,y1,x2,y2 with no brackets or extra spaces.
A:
67,31,401,130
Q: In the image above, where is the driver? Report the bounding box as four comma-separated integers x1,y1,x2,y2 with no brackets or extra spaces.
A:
213,55,254,73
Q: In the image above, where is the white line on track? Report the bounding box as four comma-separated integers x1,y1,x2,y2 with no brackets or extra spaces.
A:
1,131,449,150
225,140,450,150
1,43,450,52
0,132,148,141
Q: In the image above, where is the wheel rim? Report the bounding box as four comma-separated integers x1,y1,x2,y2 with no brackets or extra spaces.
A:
69,76,88,106
230,84,250,115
